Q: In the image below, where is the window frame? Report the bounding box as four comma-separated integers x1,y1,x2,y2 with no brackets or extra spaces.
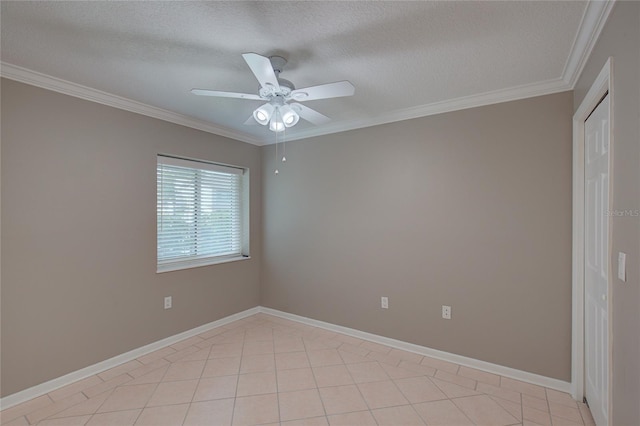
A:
156,155,249,273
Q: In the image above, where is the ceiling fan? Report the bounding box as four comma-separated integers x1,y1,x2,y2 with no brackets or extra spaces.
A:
191,53,355,132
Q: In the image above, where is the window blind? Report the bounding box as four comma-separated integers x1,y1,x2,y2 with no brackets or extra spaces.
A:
157,155,244,270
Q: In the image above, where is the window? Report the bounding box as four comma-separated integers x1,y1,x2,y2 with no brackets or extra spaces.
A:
157,155,248,272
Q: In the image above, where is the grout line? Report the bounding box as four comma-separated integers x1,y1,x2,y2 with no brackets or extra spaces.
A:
229,328,245,426
308,357,329,421
545,388,554,425
449,397,477,425
266,328,282,425
130,407,143,425
181,347,209,426
577,401,590,425
269,338,281,424
346,360,375,422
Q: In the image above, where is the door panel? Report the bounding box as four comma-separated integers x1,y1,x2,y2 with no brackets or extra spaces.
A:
584,94,609,426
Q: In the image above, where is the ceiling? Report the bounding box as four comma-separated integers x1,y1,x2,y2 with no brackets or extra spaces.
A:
0,1,612,145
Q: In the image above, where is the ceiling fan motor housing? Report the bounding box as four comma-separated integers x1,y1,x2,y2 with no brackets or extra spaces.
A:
259,82,293,99
258,56,295,99
269,56,287,75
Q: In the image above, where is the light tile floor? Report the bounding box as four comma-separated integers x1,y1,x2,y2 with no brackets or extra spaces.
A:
1,313,596,426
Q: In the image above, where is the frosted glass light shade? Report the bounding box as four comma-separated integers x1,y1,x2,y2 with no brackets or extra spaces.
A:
279,105,299,127
253,103,275,125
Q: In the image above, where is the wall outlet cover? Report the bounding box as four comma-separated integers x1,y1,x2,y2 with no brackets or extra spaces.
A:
442,305,451,319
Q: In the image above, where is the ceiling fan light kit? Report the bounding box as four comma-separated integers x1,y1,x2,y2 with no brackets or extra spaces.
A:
269,114,285,132
253,95,298,133
253,103,274,125
191,52,355,133
280,104,299,127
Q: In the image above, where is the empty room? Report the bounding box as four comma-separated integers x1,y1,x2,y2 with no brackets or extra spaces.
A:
1,1,638,426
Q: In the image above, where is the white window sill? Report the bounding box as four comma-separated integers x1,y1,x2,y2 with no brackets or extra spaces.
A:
157,255,250,273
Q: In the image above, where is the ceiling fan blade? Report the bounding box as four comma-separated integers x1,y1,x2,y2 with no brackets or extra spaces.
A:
290,103,331,126
242,53,280,91
244,115,257,125
290,81,355,101
191,89,262,100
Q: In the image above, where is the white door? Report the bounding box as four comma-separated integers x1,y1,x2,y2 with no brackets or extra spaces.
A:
584,93,609,426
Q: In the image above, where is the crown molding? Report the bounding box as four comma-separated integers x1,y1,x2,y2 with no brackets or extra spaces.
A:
279,77,571,144
0,62,263,146
562,0,616,88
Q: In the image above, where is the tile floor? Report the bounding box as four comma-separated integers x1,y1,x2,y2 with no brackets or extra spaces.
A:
1,313,595,426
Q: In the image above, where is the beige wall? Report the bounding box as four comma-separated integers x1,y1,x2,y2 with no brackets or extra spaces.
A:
261,92,574,380
0,79,262,397
574,2,640,424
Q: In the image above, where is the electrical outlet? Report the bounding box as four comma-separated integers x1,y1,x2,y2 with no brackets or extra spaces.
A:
164,296,172,309
442,305,451,319
381,297,389,309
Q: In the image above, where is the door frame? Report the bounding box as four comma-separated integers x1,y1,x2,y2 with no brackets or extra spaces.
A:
571,57,613,422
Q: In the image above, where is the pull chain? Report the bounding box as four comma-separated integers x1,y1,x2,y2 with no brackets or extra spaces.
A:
282,125,287,163
274,127,279,175
274,108,280,175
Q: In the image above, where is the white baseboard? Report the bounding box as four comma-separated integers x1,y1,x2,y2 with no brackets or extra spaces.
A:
0,307,260,410
259,307,571,394
1,304,572,411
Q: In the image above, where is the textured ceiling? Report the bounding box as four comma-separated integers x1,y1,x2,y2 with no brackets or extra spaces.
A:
1,1,592,145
